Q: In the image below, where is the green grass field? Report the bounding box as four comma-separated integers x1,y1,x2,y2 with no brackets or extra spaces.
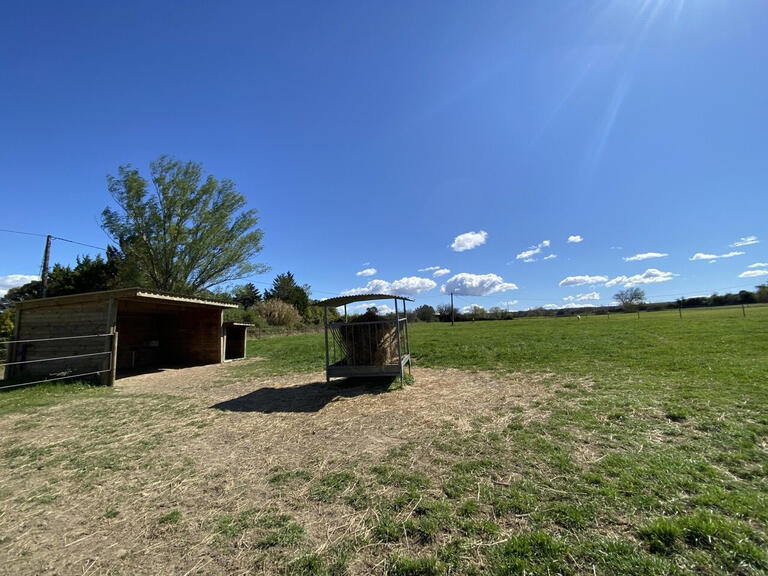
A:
1,306,766,574
239,306,768,574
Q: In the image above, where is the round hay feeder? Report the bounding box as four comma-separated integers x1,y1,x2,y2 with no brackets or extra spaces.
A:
318,294,413,384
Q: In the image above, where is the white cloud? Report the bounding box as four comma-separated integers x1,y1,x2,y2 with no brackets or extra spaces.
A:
451,230,487,252
516,239,550,261
341,276,437,297
356,267,377,277
540,302,596,311
498,300,519,308
543,254,557,260
730,236,759,247
417,266,450,277
563,291,600,302
605,268,676,287
441,273,518,296
460,304,483,314
623,252,668,262
567,235,583,243
738,269,768,279
690,253,717,261
747,262,768,268
690,251,745,261
0,274,40,297
559,275,608,287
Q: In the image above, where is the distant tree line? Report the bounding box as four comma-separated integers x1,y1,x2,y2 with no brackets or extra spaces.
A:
393,284,768,324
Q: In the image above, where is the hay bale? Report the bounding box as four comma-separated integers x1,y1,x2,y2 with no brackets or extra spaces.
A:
339,311,399,366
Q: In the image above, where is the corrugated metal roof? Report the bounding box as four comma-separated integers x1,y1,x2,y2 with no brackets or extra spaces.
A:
316,293,414,307
17,287,237,309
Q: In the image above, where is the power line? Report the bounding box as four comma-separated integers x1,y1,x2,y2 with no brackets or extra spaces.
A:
0,228,106,251
0,228,48,239
50,236,106,251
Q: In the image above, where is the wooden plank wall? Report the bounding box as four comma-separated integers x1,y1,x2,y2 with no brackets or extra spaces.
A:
7,300,112,382
173,308,222,365
116,300,222,369
4,296,226,383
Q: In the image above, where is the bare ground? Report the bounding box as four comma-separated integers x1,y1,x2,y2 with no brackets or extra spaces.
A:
0,362,556,575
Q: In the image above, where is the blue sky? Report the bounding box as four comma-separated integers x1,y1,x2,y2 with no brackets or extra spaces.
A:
1,1,766,311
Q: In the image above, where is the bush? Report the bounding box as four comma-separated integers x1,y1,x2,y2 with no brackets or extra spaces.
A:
223,307,269,328
0,309,14,338
304,304,340,325
257,299,302,327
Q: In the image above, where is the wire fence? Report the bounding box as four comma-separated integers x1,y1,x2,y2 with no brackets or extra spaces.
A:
0,333,116,390
247,324,325,340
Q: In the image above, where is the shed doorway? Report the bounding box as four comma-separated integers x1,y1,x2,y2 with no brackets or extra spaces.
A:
115,299,222,372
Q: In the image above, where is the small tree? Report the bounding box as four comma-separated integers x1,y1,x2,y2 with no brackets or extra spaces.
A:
613,287,645,309
414,304,435,322
470,305,487,320
436,304,456,322
738,290,756,304
304,304,340,325
101,156,267,294
265,272,310,318
756,284,768,303
0,308,14,338
232,283,262,309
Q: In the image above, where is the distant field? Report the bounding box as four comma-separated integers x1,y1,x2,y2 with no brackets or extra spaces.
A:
244,304,768,382
1,306,766,574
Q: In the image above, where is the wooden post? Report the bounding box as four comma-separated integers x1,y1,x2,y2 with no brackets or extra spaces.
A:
40,235,51,298
451,292,455,326
742,303,746,318
394,298,403,386
323,306,330,383
108,331,118,386
403,300,410,375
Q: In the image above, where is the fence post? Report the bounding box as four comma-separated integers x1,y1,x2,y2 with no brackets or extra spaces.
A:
109,331,118,386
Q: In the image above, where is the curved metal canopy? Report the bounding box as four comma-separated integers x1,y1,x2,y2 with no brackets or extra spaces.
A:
316,293,414,308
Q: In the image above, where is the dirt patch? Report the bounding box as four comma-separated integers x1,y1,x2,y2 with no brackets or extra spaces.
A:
0,365,555,575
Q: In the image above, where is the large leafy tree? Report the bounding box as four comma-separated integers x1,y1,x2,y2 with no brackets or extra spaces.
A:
101,156,267,294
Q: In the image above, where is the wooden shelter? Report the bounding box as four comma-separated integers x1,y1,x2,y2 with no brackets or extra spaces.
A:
318,294,412,384
223,322,253,361
6,288,239,386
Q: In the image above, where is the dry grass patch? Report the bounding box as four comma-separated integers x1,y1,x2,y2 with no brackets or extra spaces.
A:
0,365,554,575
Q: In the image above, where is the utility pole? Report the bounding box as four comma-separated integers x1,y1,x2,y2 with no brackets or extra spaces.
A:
451,292,455,326
40,234,52,298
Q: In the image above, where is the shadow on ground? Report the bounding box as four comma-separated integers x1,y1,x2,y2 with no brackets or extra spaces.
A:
210,377,398,413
